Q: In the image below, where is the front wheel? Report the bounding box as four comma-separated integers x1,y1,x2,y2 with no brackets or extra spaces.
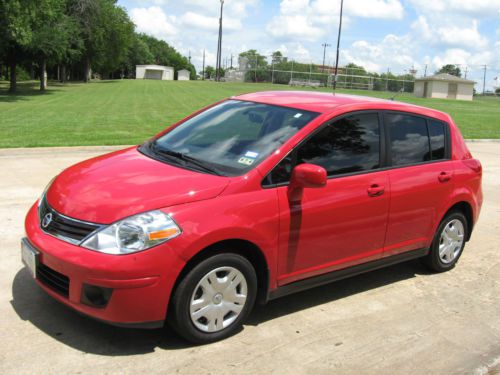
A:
422,211,468,272
169,253,257,344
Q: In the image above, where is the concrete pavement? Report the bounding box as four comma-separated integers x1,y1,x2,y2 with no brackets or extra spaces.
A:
0,143,499,374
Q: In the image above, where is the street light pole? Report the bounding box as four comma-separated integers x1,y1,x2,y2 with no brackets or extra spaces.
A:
333,0,344,91
321,43,331,71
216,0,224,82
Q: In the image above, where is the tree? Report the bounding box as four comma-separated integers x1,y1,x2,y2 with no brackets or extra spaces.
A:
436,64,461,77
0,0,34,92
126,34,154,78
68,0,104,82
271,50,283,64
204,65,215,79
29,0,79,90
239,49,267,69
94,2,134,78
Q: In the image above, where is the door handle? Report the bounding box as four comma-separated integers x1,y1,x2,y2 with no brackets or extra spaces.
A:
438,171,452,183
367,184,385,197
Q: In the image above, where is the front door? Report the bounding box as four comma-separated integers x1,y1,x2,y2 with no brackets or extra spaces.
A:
270,112,390,286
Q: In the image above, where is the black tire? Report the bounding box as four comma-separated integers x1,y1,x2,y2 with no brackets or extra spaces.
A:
422,211,468,272
169,253,257,344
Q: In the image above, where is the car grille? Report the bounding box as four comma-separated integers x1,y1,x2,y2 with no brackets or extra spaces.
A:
37,263,70,298
39,195,101,244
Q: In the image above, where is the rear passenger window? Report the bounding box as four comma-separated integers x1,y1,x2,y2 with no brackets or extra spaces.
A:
428,120,446,160
386,114,429,166
297,113,380,176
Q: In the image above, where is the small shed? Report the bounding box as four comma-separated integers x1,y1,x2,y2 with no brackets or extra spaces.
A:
414,73,475,101
136,65,174,80
177,69,190,81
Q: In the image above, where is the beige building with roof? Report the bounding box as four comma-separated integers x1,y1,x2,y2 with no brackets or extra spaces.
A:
414,73,475,101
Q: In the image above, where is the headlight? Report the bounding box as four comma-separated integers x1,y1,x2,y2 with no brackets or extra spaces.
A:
81,210,181,255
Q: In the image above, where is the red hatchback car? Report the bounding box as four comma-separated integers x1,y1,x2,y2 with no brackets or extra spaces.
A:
22,91,482,343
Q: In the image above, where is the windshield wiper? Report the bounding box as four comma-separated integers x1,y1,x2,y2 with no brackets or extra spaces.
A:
150,142,224,176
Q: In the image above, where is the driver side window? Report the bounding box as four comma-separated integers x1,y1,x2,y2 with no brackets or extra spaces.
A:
265,112,381,185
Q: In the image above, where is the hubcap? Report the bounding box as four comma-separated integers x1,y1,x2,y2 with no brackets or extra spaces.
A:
438,219,465,264
189,266,248,333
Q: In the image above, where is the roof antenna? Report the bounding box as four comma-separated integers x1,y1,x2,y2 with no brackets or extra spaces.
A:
389,88,404,101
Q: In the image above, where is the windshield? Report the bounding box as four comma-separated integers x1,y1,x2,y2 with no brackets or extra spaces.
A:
142,100,318,176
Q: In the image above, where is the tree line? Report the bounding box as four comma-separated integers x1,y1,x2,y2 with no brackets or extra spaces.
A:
0,0,195,93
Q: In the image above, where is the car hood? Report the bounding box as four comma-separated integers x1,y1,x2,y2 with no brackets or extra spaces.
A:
46,147,230,224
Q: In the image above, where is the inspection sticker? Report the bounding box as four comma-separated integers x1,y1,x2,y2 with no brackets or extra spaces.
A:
238,157,254,166
244,151,259,158
294,113,303,118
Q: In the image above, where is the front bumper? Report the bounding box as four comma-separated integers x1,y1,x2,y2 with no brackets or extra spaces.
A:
24,202,186,327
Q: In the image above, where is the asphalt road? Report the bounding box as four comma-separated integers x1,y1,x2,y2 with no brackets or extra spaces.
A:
1,143,499,374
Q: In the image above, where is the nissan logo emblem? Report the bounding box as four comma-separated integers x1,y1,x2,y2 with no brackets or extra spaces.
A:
42,213,53,228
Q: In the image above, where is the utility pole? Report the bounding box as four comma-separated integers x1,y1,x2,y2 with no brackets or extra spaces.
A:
464,65,468,79
230,54,233,69
321,43,331,71
333,0,344,90
188,50,191,64
215,0,224,82
424,64,427,77
385,67,390,91
202,49,205,80
482,65,487,95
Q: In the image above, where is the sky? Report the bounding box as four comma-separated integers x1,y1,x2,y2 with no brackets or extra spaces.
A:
118,0,500,91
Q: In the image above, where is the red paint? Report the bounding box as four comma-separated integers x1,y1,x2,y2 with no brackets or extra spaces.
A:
24,91,482,326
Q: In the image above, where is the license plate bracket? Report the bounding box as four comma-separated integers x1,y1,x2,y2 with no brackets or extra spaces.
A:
21,238,39,278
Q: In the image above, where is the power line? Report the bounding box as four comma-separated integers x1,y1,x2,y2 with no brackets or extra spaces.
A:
482,65,487,95
321,43,331,71
333,0,344,91
215,0,224,82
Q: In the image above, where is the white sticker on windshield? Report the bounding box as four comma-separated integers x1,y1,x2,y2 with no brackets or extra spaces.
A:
245,151,259,158
294,113,303,118
238,157,254,166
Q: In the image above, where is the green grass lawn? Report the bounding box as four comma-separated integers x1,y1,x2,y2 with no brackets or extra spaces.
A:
1,79,499,148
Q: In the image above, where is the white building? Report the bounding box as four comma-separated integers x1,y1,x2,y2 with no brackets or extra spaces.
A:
414,73,475,101
177,69,190,81
135,65,174,80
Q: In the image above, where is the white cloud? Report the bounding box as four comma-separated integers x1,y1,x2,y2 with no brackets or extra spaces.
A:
266,0,404,42
436,20,488,49
180,11,242,31
411,16,488,50
340,34,416,73
130,6,177,39
344,0,404,19
407,0,500,17
411,15,432,40
266,14,324,41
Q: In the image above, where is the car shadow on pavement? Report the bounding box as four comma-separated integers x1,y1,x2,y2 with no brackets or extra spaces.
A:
247,260,431,326
11,260,431,355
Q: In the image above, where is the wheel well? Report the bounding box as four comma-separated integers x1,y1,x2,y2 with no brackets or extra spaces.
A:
171,239,270,308
445,201,473,241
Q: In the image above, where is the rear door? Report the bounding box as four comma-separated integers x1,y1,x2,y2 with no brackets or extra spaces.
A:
383,112,454,256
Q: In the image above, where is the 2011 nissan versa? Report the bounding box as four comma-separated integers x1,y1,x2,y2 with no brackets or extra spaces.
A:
22,91,482,343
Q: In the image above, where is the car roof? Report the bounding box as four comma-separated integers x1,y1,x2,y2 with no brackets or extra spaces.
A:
233,90,449,120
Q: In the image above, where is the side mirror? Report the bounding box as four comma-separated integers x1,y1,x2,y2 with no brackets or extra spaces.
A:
288,163,327,202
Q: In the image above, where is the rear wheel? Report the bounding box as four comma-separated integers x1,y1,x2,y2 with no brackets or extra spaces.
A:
169,253,257,344
422,211,467,272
